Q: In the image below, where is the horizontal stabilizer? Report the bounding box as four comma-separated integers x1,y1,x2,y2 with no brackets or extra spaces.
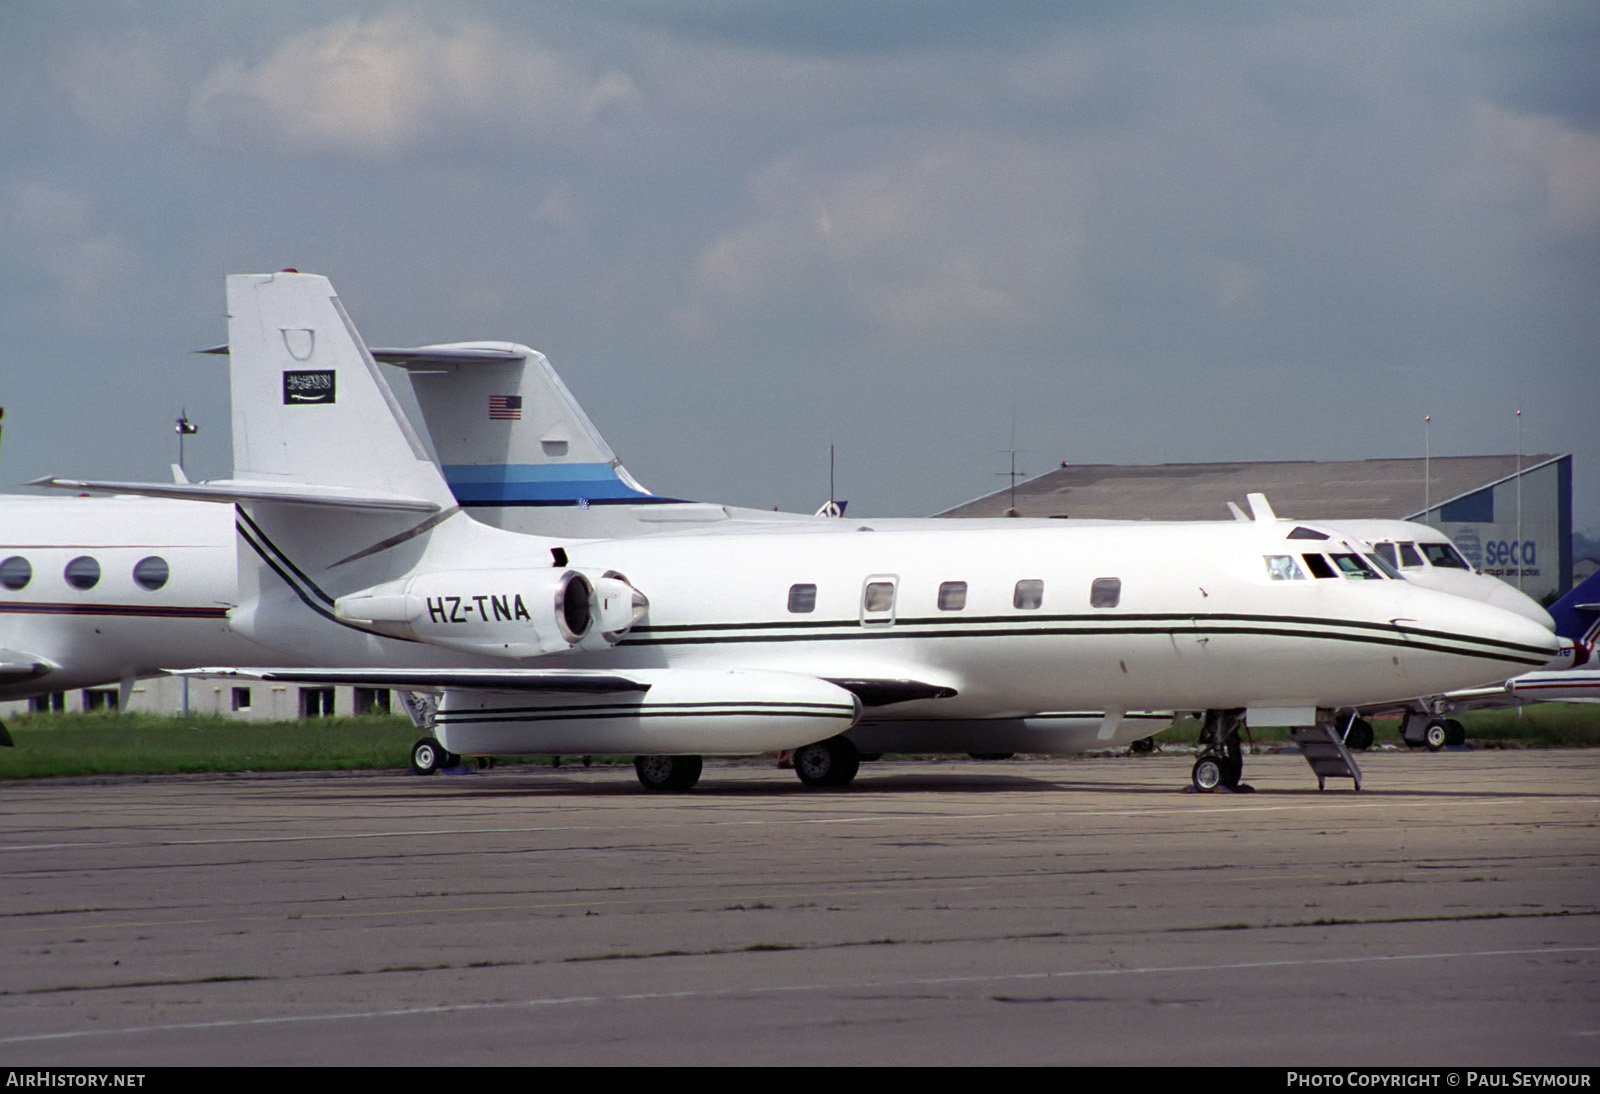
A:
202,344,532,368
171,667,651,693
29,478,441,513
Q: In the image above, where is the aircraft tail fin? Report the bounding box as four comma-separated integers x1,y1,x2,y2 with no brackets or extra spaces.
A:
379,343,659,512
1549,566,1600,653
225,273,456,511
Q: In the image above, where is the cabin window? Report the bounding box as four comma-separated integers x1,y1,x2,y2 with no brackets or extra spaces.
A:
863,582,895,613
64,556,101,590
1090,577,1121,608
0,556,31,590
1420,542,1470,570
1302,553,1336,579
1330,553,1381,579
787,583,817,613
1398,542,1423,568
937,581,967,610
1265,555,1306,581
1287,526,1330,540
1013,579,1044,610
133,556,169,591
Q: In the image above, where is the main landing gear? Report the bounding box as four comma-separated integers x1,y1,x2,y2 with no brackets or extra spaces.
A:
410,736,461,776
1401,712,1466,750
1191,709,1248,793
634,754,703,792
792,735,861,788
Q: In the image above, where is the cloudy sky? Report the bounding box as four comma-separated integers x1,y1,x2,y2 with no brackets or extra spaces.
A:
3,1,1596,531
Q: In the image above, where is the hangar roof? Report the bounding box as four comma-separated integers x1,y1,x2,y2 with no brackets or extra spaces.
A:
936,454,1565,522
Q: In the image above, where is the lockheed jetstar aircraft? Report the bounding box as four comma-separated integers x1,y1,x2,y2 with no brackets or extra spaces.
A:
8,272,1563,793
371,338,1561,765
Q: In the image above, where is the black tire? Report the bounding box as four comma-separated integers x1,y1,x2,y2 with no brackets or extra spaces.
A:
1424,720,1448,752
1220,749,1244,788
1130,736,1156,754
1192,754,1224,793
410,737,443,776
634,754,703,792
1443,719,1466,747
794,736,861,788
1345,718,1374,751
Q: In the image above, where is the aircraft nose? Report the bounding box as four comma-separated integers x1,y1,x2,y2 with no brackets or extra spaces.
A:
1496,605,1566,668
1486,581,1556,632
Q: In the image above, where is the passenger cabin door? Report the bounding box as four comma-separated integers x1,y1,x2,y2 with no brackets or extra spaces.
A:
860,575,898,627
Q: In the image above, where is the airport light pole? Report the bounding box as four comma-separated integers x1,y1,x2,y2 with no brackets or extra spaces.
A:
1515,409,1523,591
1424,415,1431,516
175,410,197,716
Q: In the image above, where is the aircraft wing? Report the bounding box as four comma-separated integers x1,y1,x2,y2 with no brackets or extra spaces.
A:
1442,669,1600,707
171,667,650,693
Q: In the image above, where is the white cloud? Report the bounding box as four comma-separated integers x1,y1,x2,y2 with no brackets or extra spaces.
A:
8,182,135,321
689,136,1096,342
1458,103,1600,229
54,30,186,134
187,14,638,156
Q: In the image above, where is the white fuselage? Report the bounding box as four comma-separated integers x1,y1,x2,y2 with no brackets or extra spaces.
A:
1,498,1562,752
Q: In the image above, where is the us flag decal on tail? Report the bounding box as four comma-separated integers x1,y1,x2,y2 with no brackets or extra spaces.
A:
489,395,522,420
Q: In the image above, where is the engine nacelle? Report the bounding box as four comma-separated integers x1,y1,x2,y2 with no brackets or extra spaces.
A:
334,568,643,658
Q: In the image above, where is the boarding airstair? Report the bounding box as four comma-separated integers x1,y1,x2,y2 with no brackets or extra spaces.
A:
1291,724,1362,790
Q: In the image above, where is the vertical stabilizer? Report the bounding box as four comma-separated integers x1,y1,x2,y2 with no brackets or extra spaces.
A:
384,342,658,510
226,273,456,510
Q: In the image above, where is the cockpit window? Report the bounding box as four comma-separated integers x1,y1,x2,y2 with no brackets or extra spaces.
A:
1398,542,1423,568
1265,555,1306,581
1365,552,1403,580
1302,554,1336,579
1420,542,1470,569
1373,542,1397,569
1330,553,1381,579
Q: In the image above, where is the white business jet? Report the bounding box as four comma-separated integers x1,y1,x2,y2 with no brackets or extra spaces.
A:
370,339,1561,766
10,273,1561,793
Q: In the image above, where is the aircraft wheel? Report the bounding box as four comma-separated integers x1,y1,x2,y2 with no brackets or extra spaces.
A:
634,754,703,792
794,736,860,788
1345,718,1374,751
1444,719,1467,747
1130,736,1156,754
1191,754,1224,793
1424,720,1448,752
410,737,444,776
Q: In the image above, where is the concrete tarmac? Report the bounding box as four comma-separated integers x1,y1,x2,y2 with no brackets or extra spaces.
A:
2,749,1598,1067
